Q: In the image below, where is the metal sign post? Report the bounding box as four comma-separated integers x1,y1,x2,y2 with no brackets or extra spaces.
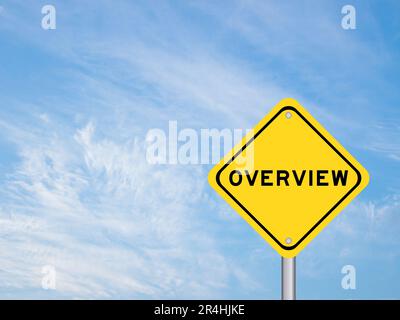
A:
281,257,296,300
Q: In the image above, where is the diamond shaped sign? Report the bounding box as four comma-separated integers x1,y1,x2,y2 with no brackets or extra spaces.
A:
208,98,369,257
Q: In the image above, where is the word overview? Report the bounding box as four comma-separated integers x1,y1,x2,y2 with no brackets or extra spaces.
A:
228,169,349,187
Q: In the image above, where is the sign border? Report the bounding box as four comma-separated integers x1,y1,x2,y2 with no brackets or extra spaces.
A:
215,105,362,250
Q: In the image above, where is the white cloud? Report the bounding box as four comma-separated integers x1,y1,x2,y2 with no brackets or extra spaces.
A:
304,194,400,262
0,117,256,298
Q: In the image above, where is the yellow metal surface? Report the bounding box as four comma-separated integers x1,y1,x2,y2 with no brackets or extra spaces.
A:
208,98,369,257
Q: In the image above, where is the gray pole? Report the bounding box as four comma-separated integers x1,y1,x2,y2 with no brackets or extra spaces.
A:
281,257,296,300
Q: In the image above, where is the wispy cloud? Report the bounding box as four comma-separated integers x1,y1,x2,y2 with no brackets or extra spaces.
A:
0,116,256,298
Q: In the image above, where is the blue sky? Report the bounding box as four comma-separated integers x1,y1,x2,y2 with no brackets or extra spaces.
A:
0,0,399,299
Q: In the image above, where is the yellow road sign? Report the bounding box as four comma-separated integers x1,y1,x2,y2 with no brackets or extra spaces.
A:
208,98,369,257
